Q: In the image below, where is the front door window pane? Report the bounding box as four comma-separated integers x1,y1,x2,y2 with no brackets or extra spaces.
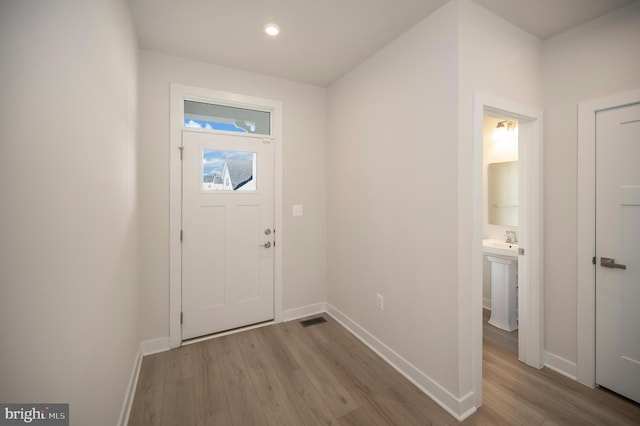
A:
202,149,257,191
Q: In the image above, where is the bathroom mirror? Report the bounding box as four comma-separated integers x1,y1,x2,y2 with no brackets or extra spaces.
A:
488,161,518,226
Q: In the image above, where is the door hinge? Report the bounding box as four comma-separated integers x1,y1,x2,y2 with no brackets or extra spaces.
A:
178,146,184,160
180,312,183,324
180,230,183,242
593,256,596,265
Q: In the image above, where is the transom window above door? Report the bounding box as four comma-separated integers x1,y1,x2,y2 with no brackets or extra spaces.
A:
184,100,271,135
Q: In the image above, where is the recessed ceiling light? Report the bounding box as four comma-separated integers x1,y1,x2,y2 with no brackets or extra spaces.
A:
264,23,280,36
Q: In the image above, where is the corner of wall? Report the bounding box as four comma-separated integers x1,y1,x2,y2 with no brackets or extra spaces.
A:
327,305,477,421
544,351,578,381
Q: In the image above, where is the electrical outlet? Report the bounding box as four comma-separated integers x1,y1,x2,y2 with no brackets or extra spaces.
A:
376,293,384,310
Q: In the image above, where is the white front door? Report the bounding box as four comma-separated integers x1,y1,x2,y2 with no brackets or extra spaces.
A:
595,102,640,403
181,130,274,340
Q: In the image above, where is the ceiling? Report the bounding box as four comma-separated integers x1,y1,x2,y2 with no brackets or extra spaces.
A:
128,0,634,87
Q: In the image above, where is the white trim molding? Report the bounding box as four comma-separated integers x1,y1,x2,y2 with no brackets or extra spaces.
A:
118,337,173,425
140,337,171,356
544,351,578,380
483,298,491,311
576,88,640,388
118,347,143,426
471,92,544,407
283,302,327,322
169,84,284,348
327,304,476,421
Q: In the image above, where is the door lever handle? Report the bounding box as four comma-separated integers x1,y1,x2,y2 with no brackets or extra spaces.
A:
601,257,627,270
260,241,271,248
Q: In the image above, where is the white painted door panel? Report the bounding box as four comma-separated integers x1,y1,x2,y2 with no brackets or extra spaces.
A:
182,131,274,340
596,102,640,403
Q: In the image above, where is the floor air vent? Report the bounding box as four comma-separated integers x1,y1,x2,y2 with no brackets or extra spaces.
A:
300,316,327,327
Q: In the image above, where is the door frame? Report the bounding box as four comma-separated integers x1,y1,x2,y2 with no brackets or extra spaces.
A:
577,88,640,387
169,83,284,348
472,92,544,406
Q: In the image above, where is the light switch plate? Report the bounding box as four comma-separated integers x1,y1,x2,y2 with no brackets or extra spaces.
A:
293,205,303,216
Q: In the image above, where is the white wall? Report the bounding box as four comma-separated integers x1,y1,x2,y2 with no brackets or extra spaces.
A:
0,1,139,424
328,0,462,401
542,1,640,365
327,0,542,414
137,50,327,340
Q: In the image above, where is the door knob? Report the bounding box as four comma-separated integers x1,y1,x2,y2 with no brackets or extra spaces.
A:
260,241,272,248
600,257,626,269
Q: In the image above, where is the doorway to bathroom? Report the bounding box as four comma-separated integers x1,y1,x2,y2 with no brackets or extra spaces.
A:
471,92,543,406
482,113,520,349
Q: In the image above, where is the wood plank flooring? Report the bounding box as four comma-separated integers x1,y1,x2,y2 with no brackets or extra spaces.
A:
129,313,640,425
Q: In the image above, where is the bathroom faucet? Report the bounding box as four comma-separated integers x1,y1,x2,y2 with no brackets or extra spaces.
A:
505,231,518,244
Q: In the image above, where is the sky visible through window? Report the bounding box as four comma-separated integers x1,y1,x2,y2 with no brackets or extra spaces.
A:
203,149,254,178
185,118,256,133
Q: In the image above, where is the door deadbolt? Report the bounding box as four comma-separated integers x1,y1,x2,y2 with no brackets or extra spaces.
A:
265,228,272,235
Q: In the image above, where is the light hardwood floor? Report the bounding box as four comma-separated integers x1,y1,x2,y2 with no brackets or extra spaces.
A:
129,312,640,425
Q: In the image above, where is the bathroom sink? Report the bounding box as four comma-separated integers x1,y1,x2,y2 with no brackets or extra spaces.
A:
482,239,518,258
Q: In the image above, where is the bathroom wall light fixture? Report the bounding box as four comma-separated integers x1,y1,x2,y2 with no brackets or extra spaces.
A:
492,120,518,140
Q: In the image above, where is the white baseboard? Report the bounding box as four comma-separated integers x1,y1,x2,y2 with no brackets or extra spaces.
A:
138,303,325,357
544,351,578,380
118,346,143,426
119,337,171,425
326,304,476,421
140,337,171,356
483,297,491,310
283,302,327,322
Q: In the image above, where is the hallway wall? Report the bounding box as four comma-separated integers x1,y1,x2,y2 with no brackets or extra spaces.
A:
328,0,462,405
542,1,640,368
0,1,139,424
328,0,542,415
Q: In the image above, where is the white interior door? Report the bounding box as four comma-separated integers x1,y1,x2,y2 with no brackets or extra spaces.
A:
182,130,274,340
595,102,640,403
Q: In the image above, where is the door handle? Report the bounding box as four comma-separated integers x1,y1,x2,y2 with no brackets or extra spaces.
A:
600,257,627,270
260,241,272,248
